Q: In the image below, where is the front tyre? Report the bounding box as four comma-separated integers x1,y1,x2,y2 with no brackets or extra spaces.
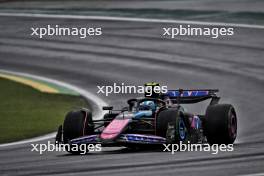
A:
166,111,188,144
55,125,63,143
204,104,237,145
156,108,188,144
63,109,94,154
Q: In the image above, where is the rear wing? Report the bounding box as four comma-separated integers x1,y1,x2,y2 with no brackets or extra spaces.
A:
161,89,220,104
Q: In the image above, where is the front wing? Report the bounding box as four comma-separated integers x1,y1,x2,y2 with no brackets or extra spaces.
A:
70,134,166,145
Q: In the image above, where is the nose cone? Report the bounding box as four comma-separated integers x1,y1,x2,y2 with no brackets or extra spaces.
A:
100,119,130,140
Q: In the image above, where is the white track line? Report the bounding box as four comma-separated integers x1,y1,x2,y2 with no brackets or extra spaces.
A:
0,132,57,148
0,12,264,29
0,69,108,147
238,173,264,176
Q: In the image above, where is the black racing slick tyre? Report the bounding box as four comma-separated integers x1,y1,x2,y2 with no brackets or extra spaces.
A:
63,109,94,154
156,109,174,137
63,109,94,142
204,104,237,145
55,125,63,143
156,108,188,144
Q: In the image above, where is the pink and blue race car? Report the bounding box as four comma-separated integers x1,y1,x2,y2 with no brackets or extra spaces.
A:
55,87,237,154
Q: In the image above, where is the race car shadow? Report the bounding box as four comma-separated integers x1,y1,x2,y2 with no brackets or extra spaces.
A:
57,146,164,157
57,143,243,157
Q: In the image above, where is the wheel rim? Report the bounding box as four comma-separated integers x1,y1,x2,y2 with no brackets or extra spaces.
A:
179,119,186,140
229,111,237,139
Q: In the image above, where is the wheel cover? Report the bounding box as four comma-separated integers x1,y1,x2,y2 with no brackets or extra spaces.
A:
179,119,186,140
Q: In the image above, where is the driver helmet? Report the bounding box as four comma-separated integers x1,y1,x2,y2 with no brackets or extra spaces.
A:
139,101,156,111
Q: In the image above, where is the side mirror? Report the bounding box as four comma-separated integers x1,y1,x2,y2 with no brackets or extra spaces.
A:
102,106,113,111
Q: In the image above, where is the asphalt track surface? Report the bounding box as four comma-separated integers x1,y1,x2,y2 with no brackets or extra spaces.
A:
0,14,264,176
1,0,264,13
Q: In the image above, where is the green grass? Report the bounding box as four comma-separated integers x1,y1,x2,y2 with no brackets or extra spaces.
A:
0,78,88,143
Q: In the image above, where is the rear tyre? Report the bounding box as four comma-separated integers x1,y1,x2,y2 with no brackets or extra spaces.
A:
63,109,94,154
204,104,237,145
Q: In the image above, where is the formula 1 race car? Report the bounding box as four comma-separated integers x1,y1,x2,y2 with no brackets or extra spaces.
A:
55,86,237,154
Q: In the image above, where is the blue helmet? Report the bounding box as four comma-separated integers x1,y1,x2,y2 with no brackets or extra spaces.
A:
139,101,156,111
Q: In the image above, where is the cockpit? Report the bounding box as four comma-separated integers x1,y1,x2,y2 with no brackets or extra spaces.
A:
127,98,166,118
